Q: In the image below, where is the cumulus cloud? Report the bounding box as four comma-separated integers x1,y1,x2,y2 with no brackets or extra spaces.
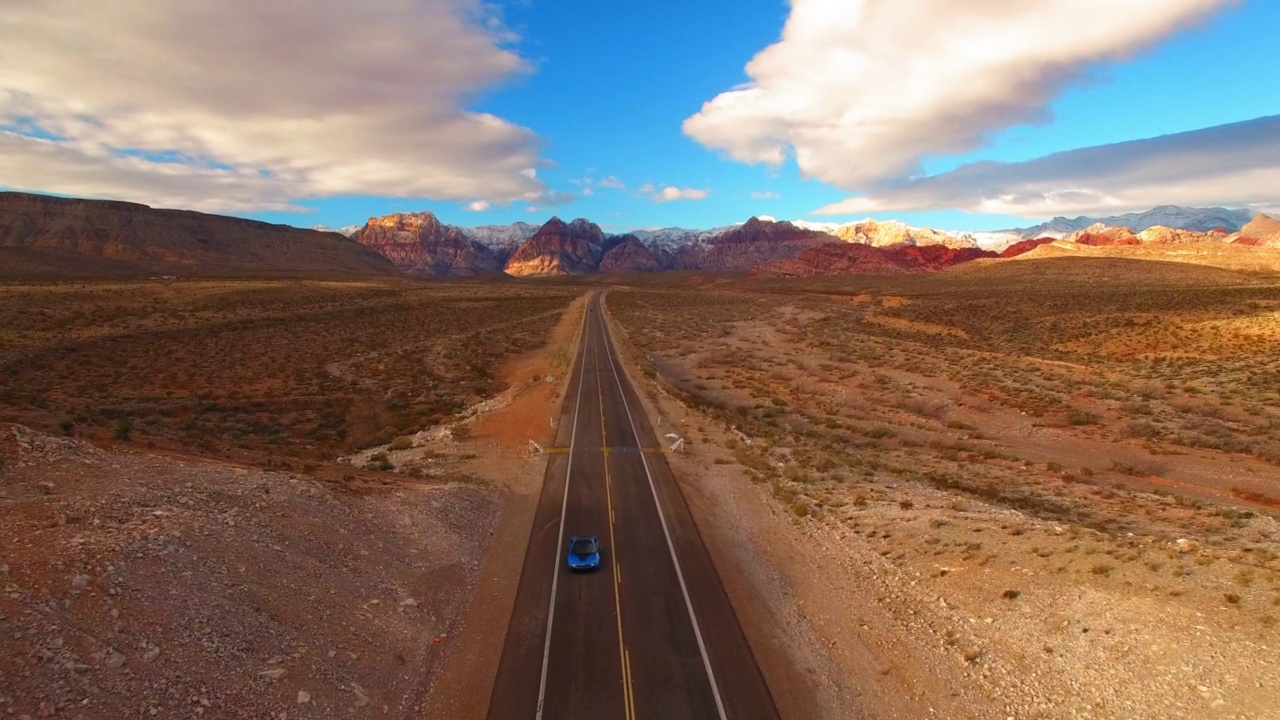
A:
0,0,546,212
599,176,626,190
814,115,1280,218
466,200,492,212
684,0,1231,190
751,191,779,200
644,186,709,203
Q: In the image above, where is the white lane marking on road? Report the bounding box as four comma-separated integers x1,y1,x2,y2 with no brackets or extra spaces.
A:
534,298,592,720
597,306,730,720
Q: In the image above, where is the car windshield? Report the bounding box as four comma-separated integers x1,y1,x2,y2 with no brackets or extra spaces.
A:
570,539,598,555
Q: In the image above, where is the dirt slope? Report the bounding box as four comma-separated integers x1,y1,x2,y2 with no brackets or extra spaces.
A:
0,423,498,719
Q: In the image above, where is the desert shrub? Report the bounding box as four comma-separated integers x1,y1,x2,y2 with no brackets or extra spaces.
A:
112,419,132,442
1068,409,1101,426
1123,420,1164,439
368,451,393,471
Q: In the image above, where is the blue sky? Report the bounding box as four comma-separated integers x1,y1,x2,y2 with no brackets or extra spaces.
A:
2,0,1277,233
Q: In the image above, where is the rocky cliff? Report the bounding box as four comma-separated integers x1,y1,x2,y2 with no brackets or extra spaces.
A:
351,212,506,276
503,217,606,277
0,192,399,278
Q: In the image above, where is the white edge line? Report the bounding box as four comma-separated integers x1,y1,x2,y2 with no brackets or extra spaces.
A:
597,305,730,720
534,298,590,719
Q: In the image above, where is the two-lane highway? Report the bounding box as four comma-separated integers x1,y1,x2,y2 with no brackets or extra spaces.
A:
487,293,781,720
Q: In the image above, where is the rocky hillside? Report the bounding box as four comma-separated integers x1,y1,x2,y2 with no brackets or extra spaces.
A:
1234,214,1280,246
671,217,833,271
998,237,1056,258
351,212,507,276
599,235,671,273
752,242,996,277
1065,223,1232,246
503,217,607,276
0,192,400,278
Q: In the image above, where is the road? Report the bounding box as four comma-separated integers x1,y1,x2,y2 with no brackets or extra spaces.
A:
486,293,782,720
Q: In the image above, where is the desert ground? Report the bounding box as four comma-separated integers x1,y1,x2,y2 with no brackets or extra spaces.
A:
0,279,586,719
3,260,1280,719
606,258,1280,719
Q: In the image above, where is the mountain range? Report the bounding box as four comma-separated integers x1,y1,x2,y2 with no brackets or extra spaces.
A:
1006,205,1255,240
3,192,1276,279
0,192,398,278
347,204,1273,278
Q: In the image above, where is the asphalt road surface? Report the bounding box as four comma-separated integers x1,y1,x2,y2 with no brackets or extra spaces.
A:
486,293,782,720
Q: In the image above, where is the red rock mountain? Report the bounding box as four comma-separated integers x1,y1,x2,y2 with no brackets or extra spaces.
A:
750,242,996,277
1069,224,1141,246
999,237,1056,258
896,244,996,269
673,217,833,271
0,192,399,278
351,212,505,276
1234,214,1280,247
598,235,670,273
503,218,606,276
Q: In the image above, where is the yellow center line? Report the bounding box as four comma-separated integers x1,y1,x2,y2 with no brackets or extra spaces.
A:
539,447,666,454
596,338,636,720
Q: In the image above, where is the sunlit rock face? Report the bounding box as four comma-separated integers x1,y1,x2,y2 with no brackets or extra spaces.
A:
503,217,606,277
352,212,506,276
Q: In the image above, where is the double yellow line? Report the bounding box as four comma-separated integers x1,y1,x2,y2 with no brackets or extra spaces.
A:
595,332,637,720
541,446,667,454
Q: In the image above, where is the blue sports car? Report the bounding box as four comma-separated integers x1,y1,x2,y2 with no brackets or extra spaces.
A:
566,536,601,572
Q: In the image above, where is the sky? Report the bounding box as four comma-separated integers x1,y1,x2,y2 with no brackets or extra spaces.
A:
1,0,1278,233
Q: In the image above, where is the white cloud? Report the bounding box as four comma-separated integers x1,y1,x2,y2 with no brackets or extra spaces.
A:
647,186,709,203
814,115,1280,218
537,190,578,206
466,200,492,212
684,0,1231,190
599,176,626,190
0,0,546,213
751,191,778,200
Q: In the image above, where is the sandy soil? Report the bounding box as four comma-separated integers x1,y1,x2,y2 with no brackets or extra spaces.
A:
0,424,495,719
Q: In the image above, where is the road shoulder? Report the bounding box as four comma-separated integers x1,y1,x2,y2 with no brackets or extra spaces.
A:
420,291,591,720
